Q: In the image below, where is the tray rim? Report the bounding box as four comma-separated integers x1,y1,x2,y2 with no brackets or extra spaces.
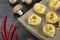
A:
18,19,43,40
17,0,48,40
17,0,59,40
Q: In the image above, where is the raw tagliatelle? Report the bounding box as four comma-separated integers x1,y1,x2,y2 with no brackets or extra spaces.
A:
33,3,46,14
48,0,60,10
46,12,58,24
43,24,55,37
28,14,41,26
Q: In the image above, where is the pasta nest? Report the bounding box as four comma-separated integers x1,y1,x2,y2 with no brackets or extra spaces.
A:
46,12,58,24
43,24,55,37
28,14,41,26
33,3,46,14
48,0,60,10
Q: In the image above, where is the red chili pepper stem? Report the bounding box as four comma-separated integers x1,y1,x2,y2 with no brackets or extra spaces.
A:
1,16,7,40
8,24,15,40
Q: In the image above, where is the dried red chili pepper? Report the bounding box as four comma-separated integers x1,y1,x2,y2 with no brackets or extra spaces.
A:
8,24,15,40
15,35,18,40
1,16,7,40
1,16,16,40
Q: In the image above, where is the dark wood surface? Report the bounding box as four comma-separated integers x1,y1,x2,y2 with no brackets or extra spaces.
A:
0,0,42,40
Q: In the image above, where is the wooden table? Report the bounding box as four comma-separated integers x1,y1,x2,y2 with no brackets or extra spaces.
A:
0,0,42,40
